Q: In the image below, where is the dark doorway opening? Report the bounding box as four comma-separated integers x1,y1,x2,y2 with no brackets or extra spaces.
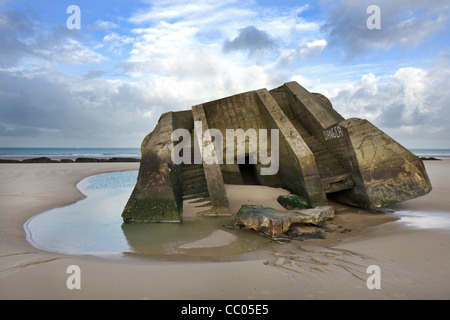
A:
238,156,260,185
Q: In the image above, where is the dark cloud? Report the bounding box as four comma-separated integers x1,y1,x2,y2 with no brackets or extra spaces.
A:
0,10,36,67
0,73,70,130
222,25,276,54
84,70,108,79
0,71,157,145
376,103,406,128
0,9,103,68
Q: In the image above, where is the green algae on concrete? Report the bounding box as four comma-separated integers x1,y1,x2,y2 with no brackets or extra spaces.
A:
277,194,311,209
122,194,181,223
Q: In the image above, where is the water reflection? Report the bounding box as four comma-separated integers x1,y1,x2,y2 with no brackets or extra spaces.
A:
121,217,274,258
25,171,137,256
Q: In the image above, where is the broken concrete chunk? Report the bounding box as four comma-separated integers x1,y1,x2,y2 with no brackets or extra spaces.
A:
234,204,334,238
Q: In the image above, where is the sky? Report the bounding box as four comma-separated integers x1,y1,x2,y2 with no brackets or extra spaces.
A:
0,0,449,149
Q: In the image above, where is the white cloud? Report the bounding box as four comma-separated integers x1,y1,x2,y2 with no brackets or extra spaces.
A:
397,12,447,47
322,0,450,57
297,39,327,59
104,33,133,44
123,2,304,103
130,1,226,24
327,61,450,148
392,67,428,123
36,38,106,65
0,10,106,68
103,32,135,55
269,39,327,73
93,20,119,31
123,0,325,97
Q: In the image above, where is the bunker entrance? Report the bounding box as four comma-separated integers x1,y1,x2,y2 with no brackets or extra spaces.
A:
238,156,260,185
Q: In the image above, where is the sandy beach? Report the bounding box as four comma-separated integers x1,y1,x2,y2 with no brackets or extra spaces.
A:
0,160,449,300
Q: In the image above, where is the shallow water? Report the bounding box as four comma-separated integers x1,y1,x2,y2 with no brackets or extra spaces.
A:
24,171,275,260
26,170,448,261
392,210,450,230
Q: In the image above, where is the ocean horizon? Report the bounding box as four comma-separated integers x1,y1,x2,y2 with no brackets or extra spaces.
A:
0,147,141,159
1,147,450,159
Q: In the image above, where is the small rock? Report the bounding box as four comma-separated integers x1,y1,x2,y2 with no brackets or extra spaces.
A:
311,257,329,265
22,157,57,163
263,260,268,265
0,159,21,163
107,157,140,162
290,225,318,236
222,224,240,230
75,157,99,163
277,194,311,209
275,257,285,267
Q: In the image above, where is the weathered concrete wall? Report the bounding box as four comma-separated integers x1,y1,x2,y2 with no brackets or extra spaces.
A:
122,112,182,222
219,164,243,184
256,89,328,206
282,81,344,139
272,82,431,208
202,91,267,158
192,104,231,216
325,118,432,208
268,87,294,119
201,91,282,188
172,110,194,133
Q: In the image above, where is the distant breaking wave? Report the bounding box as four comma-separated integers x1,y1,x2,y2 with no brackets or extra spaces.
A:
0,148,140,158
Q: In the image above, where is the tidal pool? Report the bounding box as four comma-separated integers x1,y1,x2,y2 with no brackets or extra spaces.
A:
24,171,274,260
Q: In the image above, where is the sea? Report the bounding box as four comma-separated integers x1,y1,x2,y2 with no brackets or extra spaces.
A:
409,149,450,159
0,147,449,159
0,147,140,159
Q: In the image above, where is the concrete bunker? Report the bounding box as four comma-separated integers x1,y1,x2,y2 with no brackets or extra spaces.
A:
122,81,432,223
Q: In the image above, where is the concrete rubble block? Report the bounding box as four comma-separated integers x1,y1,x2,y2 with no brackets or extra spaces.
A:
234,204,335,238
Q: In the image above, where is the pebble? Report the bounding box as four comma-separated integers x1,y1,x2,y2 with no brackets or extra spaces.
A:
275,257,285,267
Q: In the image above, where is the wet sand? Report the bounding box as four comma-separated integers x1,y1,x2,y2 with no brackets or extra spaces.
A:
0,161,449,299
